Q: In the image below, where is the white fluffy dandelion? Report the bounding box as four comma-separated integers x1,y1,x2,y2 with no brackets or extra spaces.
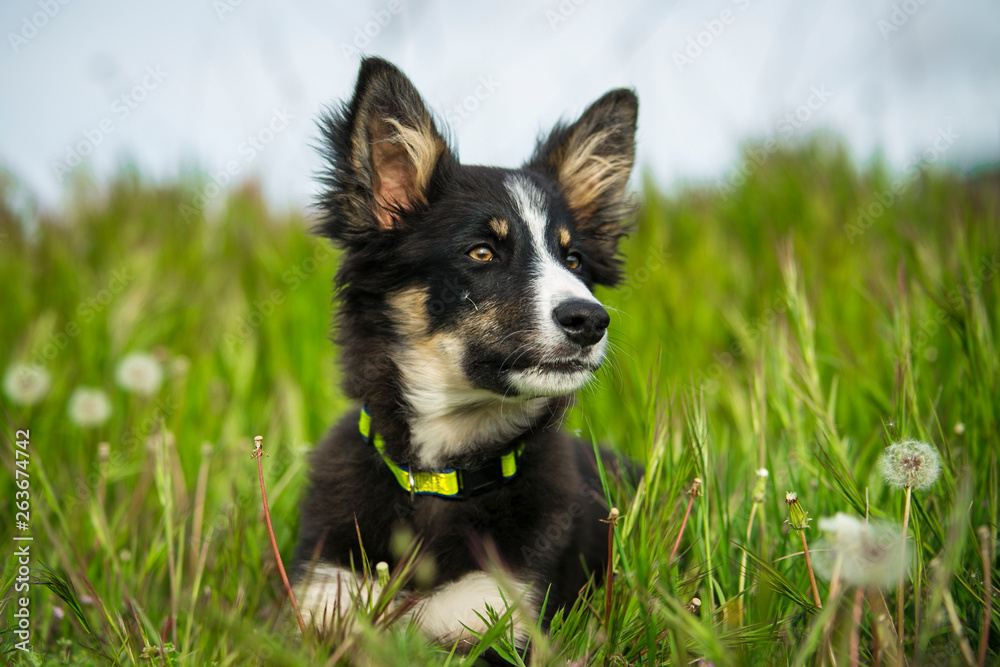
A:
3,364,51,405
68,387,112,427
879,438,942,642
880,439,942,490
812,513,908,588
115,352,164,396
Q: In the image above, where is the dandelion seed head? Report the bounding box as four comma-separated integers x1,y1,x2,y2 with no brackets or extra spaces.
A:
3,363,51,405
813,512,909,587
68,387,111,427
880,439,942,490
115,352,163,396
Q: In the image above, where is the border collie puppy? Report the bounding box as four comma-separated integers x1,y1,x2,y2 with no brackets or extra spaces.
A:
293,57,638,651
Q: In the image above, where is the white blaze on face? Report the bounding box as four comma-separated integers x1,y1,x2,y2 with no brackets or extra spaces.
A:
504,176,608,396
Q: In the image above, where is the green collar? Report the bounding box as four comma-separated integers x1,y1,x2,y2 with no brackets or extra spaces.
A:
359,406,525,500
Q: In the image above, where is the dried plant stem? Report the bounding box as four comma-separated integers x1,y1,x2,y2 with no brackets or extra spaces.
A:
253,436,307,635
942,588,977,666
868,588,902,667
602,508,620,628
978,526,993,667
670,479,701,563
800,531,822,609
822,556,845,662
897,486,913,653
850,587,865,667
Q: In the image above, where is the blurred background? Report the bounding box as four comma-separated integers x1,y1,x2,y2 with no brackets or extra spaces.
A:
1,0,998,214
2,3,999,663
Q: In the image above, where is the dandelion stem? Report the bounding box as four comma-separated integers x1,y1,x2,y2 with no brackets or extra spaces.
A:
800,531,822,609
253,436,307,635
670,479,701,563
897,485,912,653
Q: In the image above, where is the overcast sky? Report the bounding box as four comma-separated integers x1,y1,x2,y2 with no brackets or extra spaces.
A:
1,0,998,213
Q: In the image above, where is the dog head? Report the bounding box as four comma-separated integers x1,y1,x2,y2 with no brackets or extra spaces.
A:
317,58,637,467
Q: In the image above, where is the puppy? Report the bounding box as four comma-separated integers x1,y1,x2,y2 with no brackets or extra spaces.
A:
293,57,638,652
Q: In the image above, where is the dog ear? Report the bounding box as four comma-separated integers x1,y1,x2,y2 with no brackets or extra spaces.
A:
317,58,449,243
528,89,638,248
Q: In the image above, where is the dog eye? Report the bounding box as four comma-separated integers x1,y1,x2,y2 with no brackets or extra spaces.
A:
468,246,495,262
565,253,581,270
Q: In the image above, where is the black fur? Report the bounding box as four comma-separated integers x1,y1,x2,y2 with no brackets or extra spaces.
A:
294,57,639,650
295,406,620,605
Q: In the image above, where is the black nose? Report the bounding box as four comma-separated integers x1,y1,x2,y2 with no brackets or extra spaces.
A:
553,299,610,347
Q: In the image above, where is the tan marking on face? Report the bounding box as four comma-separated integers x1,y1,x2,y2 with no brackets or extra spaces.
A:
388,287,430,337
558,226,571,247
386,292,552,468
489,217,509,240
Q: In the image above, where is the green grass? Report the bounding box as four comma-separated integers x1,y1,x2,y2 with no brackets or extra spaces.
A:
1,136,998,665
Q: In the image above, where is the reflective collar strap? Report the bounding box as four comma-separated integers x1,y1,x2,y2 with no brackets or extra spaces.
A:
358,406,524,499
